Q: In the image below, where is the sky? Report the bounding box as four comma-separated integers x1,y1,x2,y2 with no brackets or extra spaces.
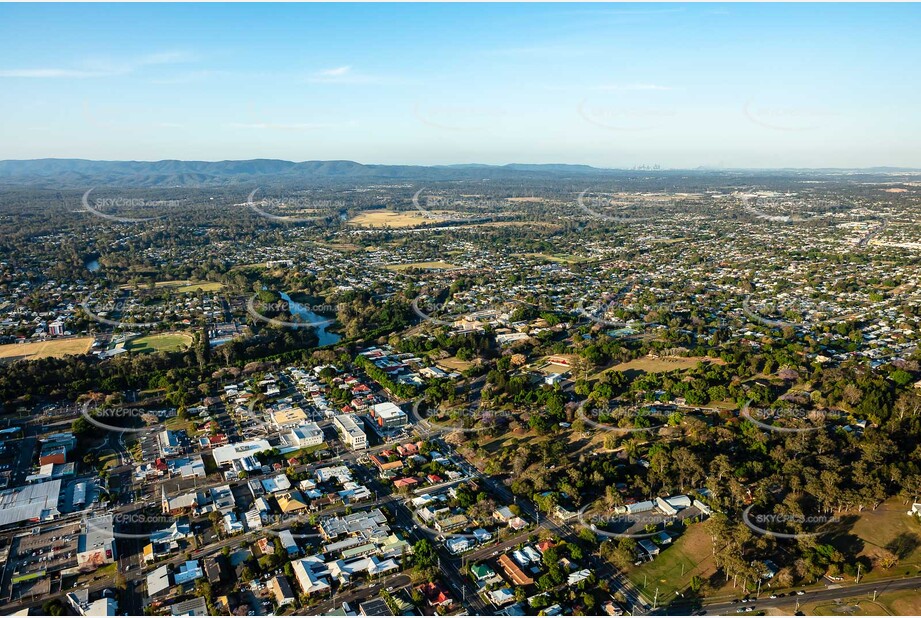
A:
0,2,919,169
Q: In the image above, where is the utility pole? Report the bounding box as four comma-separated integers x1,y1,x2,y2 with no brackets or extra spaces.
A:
873,589,878,602
653,587,659,610
856,563,862,584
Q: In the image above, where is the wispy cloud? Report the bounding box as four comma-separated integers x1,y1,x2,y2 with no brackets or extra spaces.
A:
307,66,406,86
227,121,356,131
0,51,194,79
317,65,351,78
149,69,228,85
595,83,674,92
0,68,110,79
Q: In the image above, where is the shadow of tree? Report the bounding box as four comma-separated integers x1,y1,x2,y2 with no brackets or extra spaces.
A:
885,532,921,559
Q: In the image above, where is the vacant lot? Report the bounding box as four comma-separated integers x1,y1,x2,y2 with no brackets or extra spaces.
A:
126,333,193,353
120,280,223,293
794,590,921,616
436,357,474,372
595,356,725,380
384,261,458,272
521,252,588,264
827,497,921,580
0,337,94,362
626,522,720,602
349,210,450,228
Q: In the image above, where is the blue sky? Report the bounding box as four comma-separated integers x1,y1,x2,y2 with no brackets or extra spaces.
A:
0,3,918,168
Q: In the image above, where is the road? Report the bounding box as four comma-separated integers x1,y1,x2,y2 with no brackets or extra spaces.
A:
662,575,921,615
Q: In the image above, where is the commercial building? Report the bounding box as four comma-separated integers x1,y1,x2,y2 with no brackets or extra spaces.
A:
271,407,308,429
212,440,271,467
77,514,116,569
334,415,367,450
370,402,408,429
0,480,62,527
283,422,325,449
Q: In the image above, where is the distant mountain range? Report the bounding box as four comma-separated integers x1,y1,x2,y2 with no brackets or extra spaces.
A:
0,158,632,188
0,158,918,188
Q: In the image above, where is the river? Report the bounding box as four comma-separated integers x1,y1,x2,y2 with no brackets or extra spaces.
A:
278,292,342,346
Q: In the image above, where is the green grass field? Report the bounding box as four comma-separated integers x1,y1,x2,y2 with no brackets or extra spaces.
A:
627,523,720,603
119,280,223,293
126,332,193,353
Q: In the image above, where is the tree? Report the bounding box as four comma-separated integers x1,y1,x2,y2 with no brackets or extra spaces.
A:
412,539,438,570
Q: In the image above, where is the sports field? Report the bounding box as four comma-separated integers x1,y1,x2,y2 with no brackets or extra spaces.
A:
125,333,193,353
0,337,94,362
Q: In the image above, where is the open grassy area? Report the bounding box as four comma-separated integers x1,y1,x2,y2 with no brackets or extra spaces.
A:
349,210,450,228
0,336,94,362
594,355,726,379
384,261,458,271
436,356,474,372
827,497,921,580
792,589,921,616
119,280,223,292
520,252,588,264
626,522,723,603
126,332,193,353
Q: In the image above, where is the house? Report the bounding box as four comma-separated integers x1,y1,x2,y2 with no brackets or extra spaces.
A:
498,554,534,586
359,598,393,616
494,506,515,522
445,537,474,554
146,565,172,598
261,474,292,494
277,490,309,514
567,569,593,586
169,597,208,616
203,556,226,584
292,557,331,596
487,588,516,606
278,529,300,556
470,562,497,583
174,560,203,585
223,512,244,535
473,528,493,543
417,582,453,607
270,575,296,607
433,509,469,532
637,539,659,557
